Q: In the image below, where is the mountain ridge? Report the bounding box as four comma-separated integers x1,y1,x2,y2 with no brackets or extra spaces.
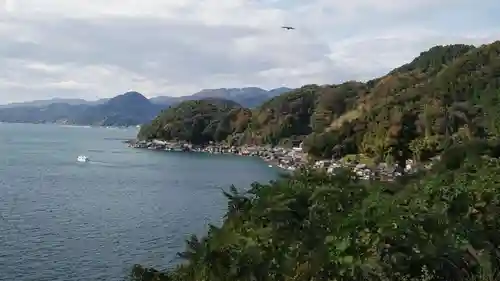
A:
0,87,293,126
0,92,163,126
0,98,109,108
148,86,292,108
0,87,293,109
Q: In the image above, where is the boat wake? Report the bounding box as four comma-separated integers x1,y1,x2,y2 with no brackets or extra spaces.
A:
74,155,128,168
84,160,122,167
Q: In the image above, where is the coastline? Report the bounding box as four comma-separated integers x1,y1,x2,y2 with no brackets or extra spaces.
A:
124,139,307,171
125,139,439,181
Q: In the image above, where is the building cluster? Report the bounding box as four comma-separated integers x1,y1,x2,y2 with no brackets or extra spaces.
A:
127,139,308,170
313,158,423,181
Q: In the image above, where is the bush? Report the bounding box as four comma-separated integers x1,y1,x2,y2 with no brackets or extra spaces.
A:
133,142,500,281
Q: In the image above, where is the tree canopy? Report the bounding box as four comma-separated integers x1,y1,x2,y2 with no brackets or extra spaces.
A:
131,140,500,281
138,98,247,144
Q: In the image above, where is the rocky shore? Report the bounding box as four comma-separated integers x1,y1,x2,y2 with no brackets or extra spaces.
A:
125,139,436,180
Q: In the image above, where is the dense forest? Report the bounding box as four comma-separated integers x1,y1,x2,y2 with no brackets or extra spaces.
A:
138,98,250,144
139,41,500,167
131,139,500,281
133,40,500,281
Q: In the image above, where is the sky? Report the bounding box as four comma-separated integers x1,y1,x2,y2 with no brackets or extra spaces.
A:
0,0,498,103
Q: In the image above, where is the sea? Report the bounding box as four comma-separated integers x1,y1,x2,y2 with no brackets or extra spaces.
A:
0,123,280,281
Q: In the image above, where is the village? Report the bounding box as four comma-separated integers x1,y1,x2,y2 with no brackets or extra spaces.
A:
126,139,439,181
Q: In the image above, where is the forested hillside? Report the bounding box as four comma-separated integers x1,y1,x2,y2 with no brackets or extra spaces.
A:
138,98,249,144
139,40,500,166
302,41,500,165
132,40,500,281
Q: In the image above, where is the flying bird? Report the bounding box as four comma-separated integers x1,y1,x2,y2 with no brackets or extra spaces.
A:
281,26,295,30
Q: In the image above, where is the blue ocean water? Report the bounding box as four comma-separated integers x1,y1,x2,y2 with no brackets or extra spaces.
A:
0,123,279,281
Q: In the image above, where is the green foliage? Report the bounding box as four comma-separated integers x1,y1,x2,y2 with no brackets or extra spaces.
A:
137,99,246,144
139,41,500,169
133,142,500,281
131,39,500,281
390,44,475,75
248,84,319,145
303,41,500,166
138,82,363,147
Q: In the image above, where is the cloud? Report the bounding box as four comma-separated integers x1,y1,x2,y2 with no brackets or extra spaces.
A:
0,0,498,103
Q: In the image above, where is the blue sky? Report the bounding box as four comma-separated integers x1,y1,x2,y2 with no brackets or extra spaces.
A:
0,0,498,103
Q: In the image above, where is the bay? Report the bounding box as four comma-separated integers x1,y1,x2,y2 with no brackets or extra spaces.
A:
0,123,279,281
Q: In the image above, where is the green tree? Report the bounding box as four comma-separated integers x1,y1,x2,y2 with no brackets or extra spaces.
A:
134,140,500,281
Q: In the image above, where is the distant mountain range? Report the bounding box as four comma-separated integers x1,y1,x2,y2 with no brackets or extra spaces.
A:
0,92,163,126
149,87,292,108
0,98,109,108
0,87,292,126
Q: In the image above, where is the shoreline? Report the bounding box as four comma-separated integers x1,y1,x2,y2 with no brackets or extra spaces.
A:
124,139,306,171
124,139,436,180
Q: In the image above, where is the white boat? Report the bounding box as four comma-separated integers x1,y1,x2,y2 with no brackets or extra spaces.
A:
77,155,89,162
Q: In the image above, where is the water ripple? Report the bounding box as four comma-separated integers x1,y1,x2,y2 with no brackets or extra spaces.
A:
0,123,278,281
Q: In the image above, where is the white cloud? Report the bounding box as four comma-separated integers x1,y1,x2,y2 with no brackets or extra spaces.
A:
22,61,67,73
0,0,498,103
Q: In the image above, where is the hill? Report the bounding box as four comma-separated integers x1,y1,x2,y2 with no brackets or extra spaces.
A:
138,98,248,144
139,40,500,166
243,82,366,146
71,91,164,126
0,91,163,126
302,41,500,164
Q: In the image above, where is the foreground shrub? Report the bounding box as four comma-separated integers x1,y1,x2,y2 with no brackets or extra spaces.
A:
132,144,500,281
